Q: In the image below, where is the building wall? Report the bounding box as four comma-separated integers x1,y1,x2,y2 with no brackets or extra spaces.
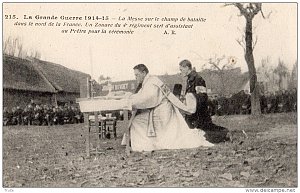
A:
79,76,90,98
3,89,81,110
3,89,54,110
56,92,80,106
99,80,137,96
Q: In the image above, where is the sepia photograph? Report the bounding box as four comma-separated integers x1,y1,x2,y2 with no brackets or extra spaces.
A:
2,2,298,192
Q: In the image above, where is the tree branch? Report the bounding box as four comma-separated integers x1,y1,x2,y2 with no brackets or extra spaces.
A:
235,3,248,17
223,3,235,7
252,3,262,16
266,10,272,19
191,50,203,60
236,38,246,52
208,59,222,71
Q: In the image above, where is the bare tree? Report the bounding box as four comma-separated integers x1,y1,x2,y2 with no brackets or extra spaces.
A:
289,61,297,89
225,3,268,116
274,58,289,90
257,57,275,92
3,36,23,57
28,49,42,60
98,75,111,84
203,55,236,96
3,36,42,59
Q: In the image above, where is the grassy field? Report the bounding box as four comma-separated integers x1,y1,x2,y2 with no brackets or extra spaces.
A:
2,113,297,188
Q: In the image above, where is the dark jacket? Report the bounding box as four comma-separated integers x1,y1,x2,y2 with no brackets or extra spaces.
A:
184,70,212,129
185,70,206,94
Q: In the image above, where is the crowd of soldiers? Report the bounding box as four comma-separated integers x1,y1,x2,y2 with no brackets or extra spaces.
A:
3,88,297,126
3,101,84,126
207,88,297,116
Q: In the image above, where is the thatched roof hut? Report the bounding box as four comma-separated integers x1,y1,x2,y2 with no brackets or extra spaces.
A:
3,55,56,93
3,54,90,109
33,59,90,93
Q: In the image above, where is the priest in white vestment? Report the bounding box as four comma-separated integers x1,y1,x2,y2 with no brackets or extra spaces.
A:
127,64,213,152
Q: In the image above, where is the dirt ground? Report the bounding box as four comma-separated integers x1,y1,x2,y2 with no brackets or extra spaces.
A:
2,112,297,188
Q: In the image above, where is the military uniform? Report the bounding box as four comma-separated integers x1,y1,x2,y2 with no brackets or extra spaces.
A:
282,90,291,112
184,70,229,143
22,105,33,125
11,108,18,125
216,96,228,116
73,107,82,123
3,108,12,126
260,94,267,114
266,93,277,113
207,97,217,116
67,107,76,124
33,106,44,125
290,89,297,112
184,70,212,129
16,107,23,125
241,93,251,114
43,106,53,126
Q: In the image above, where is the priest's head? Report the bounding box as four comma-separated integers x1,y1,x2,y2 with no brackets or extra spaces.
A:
133,64,149,83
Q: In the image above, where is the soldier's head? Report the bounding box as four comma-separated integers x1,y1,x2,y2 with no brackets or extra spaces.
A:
282,89,287,94
179,60,192,77
133,64,149,84
265,91,270,96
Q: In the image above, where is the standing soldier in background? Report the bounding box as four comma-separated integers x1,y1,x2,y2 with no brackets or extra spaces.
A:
290,88,297,112
43,105,53,126
274,91,280,113
3,107,12,126
63,104,70,124
73,106,82,123
11,107,18,125
29,99,36,109
28,104,34,125
33,105,44,125
52,107,59,125
276,90,284,113
267,92,277,113
282,90,290,112
241,90,251,114
16,106,23,125
265,92,272,113
260,92,268,114
68,105,76,124
53,106,63,125
216,96,228,116
207,95,216,116
58,106,65,125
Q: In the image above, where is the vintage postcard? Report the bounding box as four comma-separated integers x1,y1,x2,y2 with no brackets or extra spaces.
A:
2,2,297,192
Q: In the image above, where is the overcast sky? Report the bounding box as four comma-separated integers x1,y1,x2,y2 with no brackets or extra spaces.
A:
3,3,297,81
